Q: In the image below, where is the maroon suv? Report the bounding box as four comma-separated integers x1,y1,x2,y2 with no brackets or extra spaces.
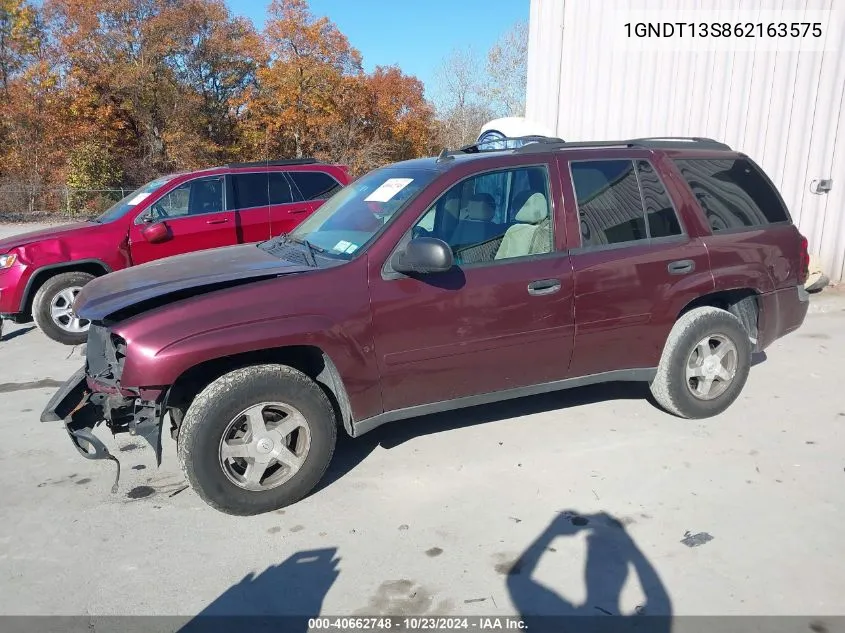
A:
0,159,349,344
42,137,809,515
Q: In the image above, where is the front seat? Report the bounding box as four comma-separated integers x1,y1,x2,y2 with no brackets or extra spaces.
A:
449,193,497,247
494,192,550,260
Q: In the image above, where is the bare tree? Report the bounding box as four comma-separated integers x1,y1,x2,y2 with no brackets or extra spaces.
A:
483,21,528,117
432,47,495,149
431,21,529,150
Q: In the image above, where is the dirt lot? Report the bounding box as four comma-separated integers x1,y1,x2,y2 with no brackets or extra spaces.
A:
1,222,844,627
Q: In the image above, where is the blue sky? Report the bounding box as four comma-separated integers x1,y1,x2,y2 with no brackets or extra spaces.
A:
226,0,529,98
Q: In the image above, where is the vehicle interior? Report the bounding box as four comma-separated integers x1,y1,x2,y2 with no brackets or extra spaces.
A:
414,165,552,264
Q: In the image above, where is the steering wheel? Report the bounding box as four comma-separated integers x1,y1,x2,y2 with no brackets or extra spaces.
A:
412,225,434,239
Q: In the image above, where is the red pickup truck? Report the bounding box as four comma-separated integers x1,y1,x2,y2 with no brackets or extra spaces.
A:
0,159,349,344
43,137,809,515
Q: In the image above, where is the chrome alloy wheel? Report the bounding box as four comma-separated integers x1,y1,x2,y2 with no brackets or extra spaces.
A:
685,334,738,400
49,286,89,333
218,402,311,491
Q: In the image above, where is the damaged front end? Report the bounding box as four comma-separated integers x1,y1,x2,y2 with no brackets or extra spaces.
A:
40,324,166,492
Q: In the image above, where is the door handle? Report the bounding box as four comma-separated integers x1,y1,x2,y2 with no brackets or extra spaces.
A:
527,279,561,296
206,218,229,225
668,259,695,275
289,207,310,214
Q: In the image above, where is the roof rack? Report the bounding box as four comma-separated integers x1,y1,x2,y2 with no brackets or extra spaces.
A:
225,158,318,168
515,136,732,154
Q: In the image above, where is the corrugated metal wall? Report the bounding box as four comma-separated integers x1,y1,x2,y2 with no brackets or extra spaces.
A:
526,0,845,282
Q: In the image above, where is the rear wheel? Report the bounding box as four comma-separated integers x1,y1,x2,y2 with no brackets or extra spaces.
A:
177,364,337,515
649,306,751,419
32,271,95,345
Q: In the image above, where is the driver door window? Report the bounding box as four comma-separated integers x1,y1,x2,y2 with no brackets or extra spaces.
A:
412,166,552,266
143,177,223,221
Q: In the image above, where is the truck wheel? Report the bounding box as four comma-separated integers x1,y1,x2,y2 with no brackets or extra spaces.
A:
32,271,95,345
177,364,337,515
650,306,751,419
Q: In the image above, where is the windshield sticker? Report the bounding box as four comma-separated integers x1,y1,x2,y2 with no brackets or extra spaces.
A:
345,243,358,254
333,240,352,252
127,192,151,206
364,178,414,203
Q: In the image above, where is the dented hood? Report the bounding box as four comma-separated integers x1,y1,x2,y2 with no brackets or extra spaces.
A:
0,221,99,252
75,243,311,321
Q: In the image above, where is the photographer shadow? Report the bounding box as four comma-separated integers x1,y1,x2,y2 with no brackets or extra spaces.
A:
179,548,340,633
507,511,673,633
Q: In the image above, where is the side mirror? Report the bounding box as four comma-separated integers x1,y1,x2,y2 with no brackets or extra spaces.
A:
391,237,453,275
141,222,170,244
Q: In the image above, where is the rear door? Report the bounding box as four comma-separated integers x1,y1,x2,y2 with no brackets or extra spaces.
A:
230,172,271,243
287,170,344,219
268,172,311,237
128,175,235,264
562,155,714,377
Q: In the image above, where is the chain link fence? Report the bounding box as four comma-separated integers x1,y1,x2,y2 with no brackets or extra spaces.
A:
0,185,134,222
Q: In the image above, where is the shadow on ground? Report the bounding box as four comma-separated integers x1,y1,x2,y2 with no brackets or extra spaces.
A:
507,510,673,633
179,513,671,633
179,548,340,633
0,325,35,341
318,380,653,493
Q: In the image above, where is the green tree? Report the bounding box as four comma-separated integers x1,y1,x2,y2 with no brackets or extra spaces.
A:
65,141,124,214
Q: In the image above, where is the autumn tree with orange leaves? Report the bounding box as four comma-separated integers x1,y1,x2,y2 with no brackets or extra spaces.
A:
0,0,440,217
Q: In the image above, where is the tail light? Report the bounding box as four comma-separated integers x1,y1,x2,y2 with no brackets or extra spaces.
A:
798,234,810,285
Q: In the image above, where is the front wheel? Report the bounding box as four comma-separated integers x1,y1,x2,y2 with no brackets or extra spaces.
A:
649,306,752,419
177,364,337,515
32,271,95,345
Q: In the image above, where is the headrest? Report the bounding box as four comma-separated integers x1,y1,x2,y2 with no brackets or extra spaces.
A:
465,193,495,221
443,197,461,217
514,192,549,224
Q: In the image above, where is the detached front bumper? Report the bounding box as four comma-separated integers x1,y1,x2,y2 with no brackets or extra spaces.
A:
41,365,167,491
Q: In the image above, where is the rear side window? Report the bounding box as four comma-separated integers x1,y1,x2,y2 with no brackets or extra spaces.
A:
674,158,790,231
637,160,682,238
289,171,342,201
571,160,647,247
269,173,296,205
571,159,683,248
232,173,268,209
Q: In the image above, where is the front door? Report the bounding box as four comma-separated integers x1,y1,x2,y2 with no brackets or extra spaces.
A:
369,164,575,412
129,176,236,264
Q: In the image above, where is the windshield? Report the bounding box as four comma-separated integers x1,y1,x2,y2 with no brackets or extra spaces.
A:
95,175,178,223
286,167,437,258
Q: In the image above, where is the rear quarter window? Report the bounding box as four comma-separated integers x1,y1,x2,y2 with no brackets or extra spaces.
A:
673,158,790,232
289,171,342,201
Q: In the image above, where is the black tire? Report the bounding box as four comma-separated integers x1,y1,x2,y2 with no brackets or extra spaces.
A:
649,306,751,419
177,364,337,515
31,271,95,345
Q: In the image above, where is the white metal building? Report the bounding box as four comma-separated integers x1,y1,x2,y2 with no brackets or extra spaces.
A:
526,0,845,282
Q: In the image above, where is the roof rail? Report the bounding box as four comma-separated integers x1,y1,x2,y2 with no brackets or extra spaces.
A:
629,137,732,150
514,136,732,154
225,158,318,168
